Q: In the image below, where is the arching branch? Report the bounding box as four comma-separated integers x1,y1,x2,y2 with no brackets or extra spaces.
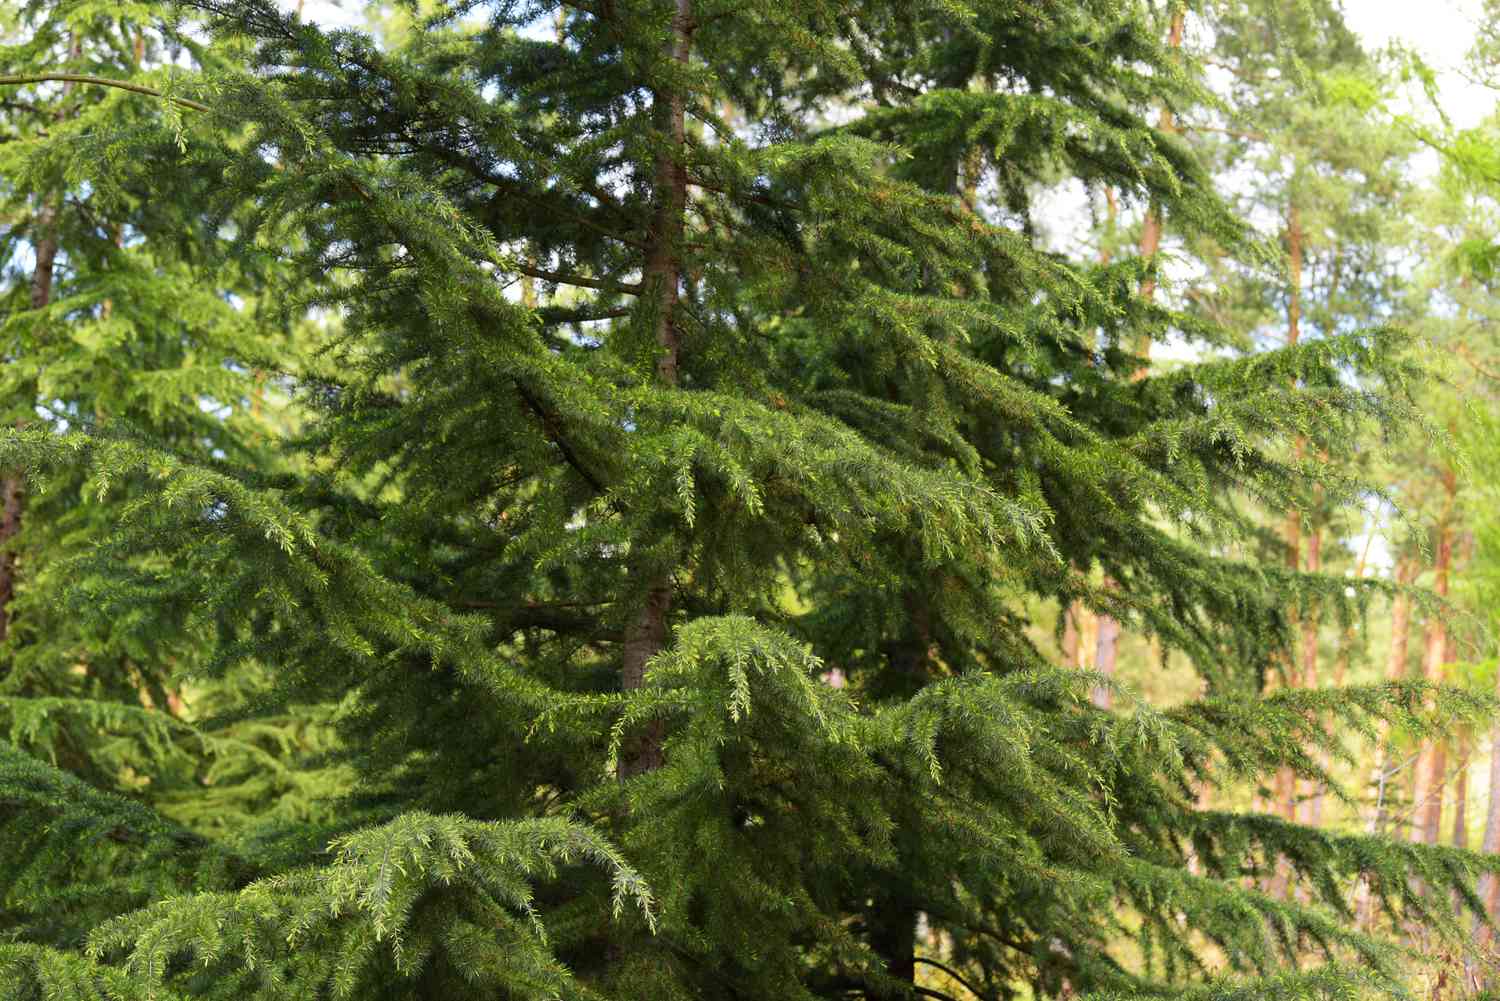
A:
914,957,992,1000
0,74,210,113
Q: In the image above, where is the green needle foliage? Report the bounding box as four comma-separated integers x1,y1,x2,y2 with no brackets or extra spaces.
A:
0,0,342,952
0,1,1493,1000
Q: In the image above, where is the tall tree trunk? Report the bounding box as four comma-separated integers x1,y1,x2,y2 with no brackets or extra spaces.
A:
1452,724,1471,852
1307,531,1371,831
1472,666,1500,955
1132,9,1183,320
618,0,692,781
0,197,61,645
1411,474,1456,844
1369,557,1416,836
1292,523,1322,829
1266,199,1305,902
864,595,933,990
868,903,917,993
1092,614,1121,710
1084,187,1120,708
1093,4,1181,694
1,37,81,647
1299,524,1321,690
1061,606,1080,666
1419,630,1460,847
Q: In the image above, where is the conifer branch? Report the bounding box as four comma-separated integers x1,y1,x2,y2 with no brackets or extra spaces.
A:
512,379,608,493
513,262,642,295
0,75,210,113
912,987,965,1001
914,957,992,1000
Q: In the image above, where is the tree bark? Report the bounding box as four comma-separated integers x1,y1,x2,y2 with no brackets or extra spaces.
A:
1061,605,1079,667
0,200,60,644
1292,523,1321,829
1094,4,1181,692
867,594,933,987
1368,558,1415,837
1132,9,1183,321
1091,614,1120,710
1411,475,1456,845
1472,666,1500,952
1452,723,1471,852
1307,531,1371,831
1418,630,1459,848
618,0,692,780
1266,200,1305,901
868,902,917,994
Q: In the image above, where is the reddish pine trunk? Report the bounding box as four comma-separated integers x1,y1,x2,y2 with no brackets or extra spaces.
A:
0,205,60,643
1369,559,1415,836
1061,605,1080,666
1453,724,1471,851
1473,667,1500,951
0,41,80,645
1411,478,1455,845
1293,525,1321,828
618,583,671,778
1308,532,1370,831
1091,615,1120,709
1270,203,1305,894
1299,525,1321,689
1094,10,1183,689
1421,631,1460,848
1132,10,1183,318
618,0,693,780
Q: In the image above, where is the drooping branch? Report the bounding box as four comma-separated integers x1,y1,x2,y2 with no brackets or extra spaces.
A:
914,957,992,1000
0,74,210,113
513,379,609,494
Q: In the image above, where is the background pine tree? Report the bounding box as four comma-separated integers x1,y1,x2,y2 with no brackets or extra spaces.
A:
0,0,344,959
1,1,1496,999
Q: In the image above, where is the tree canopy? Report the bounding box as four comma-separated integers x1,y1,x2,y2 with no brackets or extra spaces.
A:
2,2,1499,1000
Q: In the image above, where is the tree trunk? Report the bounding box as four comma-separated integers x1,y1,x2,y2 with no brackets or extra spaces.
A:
1299,525,1321,689
866,594,933,988
1453,724,1471,852
1266,200,1305,902
618,583,671,779
1369,558,1415,836
1091,615,1120,710
1132,10,1183,320
1293,524,1321,828
1307,531,1371,831
618,0,692,781
1094,5,1181,690
1061,605,1079,666
1411,476,1456,844
1419,630,1460,848
868,902,917,994
0,198,60,644
1472,666,1500,954
1096,7,1183,667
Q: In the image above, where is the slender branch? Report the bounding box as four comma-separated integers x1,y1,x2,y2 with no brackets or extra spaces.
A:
537,305,632,325
686,172,787,210
914,958,991,1001
424,144,648,250
512,379,608,493
1455,342,1500,383
515,261,642,295
1181,121,1266,142
913,987,964,1001
0,74,210,113
0,98,46,116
